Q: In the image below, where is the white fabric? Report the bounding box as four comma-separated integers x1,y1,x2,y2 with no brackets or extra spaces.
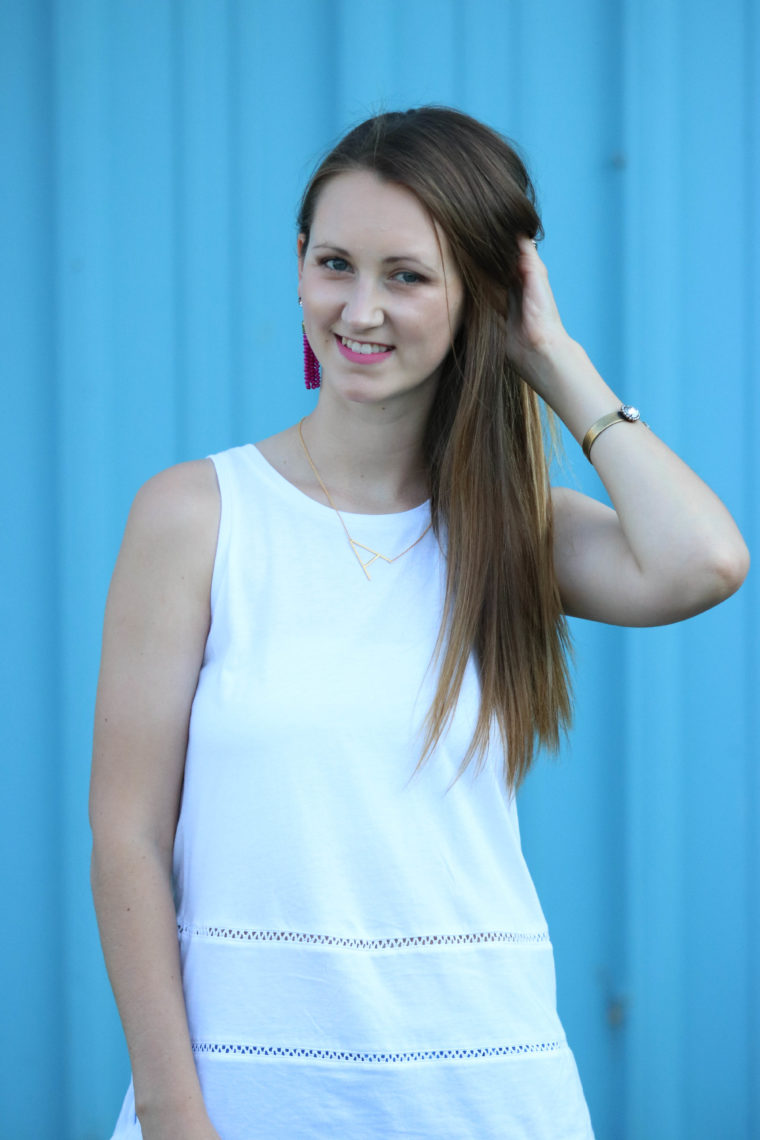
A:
111,442,593,1139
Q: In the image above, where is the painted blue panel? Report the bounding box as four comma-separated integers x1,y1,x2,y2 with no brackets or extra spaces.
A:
620,1,758,1137
621,6,689,1131
173,0,235,457
511,2,629,1134
1,8,65,1137
228,0,336,443
676,2,758,1133
51,109,130,1097
1,1,756,1136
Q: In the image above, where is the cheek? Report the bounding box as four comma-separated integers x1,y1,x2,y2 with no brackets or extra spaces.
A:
428,298,462,346
417,296,453,334
306,277,343,312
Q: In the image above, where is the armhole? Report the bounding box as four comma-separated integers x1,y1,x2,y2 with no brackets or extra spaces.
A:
207,452,231,619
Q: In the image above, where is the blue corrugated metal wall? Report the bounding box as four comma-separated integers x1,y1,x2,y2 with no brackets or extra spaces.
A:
2,1,757,1137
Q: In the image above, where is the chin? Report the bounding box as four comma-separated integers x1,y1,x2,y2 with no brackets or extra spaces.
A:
334,381,395,406
324,365,441,408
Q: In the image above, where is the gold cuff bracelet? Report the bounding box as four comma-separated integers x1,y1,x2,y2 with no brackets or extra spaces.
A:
582,405,643,463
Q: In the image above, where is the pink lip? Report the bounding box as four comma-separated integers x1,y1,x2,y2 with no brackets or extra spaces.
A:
335,334,395,364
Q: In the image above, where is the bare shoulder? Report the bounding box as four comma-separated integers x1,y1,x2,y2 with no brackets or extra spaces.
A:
105,459,221,642
97,459,221,751
120,458,219,577
127,458,220,544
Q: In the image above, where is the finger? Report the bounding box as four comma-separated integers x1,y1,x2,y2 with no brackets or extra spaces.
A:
516,235,542,264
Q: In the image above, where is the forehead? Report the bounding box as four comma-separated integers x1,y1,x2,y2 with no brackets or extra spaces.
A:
310,170,450,260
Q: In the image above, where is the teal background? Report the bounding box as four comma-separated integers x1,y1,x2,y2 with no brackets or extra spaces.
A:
2,1,757,1137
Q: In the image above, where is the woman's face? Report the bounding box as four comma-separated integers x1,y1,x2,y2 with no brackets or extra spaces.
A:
298,170,464,409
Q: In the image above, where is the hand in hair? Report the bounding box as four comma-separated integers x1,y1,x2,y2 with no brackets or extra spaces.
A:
502,245,748,627
504,237,571,396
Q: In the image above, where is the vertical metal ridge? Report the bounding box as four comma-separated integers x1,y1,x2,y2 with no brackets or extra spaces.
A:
742,0,760,1133
620,0,687,1135
170,0,186,460
0,0,67,1134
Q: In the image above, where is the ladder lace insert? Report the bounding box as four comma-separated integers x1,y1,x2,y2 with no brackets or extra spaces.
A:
192,1041,565,1064
177,924,550,950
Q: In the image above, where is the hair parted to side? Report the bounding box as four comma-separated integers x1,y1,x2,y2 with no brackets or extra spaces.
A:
297,106,572,790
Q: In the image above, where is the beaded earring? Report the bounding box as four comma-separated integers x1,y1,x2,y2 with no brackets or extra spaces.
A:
302,326,321,390
299,299,321,390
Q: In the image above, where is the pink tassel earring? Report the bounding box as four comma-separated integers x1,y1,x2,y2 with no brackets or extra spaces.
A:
299,298,320,390
302,325,321,390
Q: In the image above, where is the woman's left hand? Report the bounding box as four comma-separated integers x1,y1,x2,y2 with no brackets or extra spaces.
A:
505,237,573,393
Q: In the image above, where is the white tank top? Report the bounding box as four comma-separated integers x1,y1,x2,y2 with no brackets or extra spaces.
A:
111,442,593,1139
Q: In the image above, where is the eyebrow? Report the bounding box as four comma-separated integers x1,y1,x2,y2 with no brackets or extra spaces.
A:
310,243,439,273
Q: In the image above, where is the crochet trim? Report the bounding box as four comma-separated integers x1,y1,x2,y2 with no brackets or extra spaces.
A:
192,1040,565,1064
177,924,550,950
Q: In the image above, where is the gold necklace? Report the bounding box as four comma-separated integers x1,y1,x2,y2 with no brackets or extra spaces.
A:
297,418,433,581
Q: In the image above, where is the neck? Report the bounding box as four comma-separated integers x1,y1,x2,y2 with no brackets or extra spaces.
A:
298,392,431,513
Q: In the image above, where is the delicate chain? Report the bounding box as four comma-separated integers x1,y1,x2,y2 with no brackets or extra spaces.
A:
297,418,433,581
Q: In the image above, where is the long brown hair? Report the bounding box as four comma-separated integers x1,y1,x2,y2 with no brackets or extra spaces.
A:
297,107,572,789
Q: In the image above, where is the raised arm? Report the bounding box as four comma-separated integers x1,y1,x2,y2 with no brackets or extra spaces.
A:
90,460,221,1140
507,238,749,626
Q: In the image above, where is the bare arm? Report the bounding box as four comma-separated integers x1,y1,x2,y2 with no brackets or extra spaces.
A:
90,460,222,1140
507,239,749,625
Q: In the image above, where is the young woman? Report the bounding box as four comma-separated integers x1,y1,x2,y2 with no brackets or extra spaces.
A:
91,108,749,1139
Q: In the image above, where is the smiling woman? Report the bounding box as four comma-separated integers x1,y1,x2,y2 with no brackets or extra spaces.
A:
91,107,748,1140
298,170,464,403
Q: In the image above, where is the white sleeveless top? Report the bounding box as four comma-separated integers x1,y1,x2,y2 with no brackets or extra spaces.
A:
111,443,593,1139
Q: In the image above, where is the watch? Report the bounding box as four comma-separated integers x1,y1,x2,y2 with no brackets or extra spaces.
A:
582,404,643,463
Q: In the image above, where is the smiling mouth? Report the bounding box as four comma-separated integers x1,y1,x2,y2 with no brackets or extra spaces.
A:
339,335,394,355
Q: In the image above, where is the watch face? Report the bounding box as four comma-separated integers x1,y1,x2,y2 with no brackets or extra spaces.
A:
620,404,640,422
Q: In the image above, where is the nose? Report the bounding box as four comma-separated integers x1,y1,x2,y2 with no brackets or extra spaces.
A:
341,277,384,329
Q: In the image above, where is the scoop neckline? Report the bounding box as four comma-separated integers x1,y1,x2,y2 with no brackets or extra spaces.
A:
247,442,432,522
